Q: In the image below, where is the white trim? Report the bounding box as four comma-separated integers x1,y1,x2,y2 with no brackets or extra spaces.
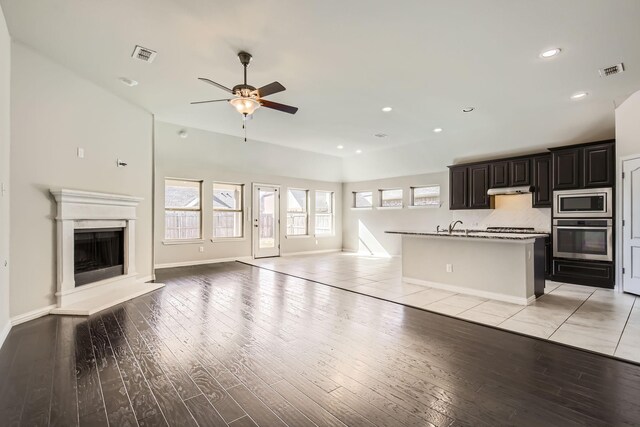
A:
376,206,403,210
211,237,246,243
351,207,373,211
0,321,11,349
155,257,239,269
282,249,342,257
619,153,640,293
408,204,441,209
285,234,311,239
162,239,205,245
11,304,56,326
402,277,535,306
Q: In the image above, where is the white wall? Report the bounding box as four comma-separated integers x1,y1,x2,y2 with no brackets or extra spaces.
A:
342,171,550,256
614,89,640,290
10,42,154,318
0,4,11,342
154,122,342,267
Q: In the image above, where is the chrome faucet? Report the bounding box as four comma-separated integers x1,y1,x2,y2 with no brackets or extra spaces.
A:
448,220,463,234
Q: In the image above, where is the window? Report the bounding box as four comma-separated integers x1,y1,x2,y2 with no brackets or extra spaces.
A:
411,185,441,207
213,182,244,239
353,191,373,208
164,179,202,240
315,191,334,236
287,189,309,235
379,189,403,208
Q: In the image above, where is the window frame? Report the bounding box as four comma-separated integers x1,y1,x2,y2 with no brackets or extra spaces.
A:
409,184,442,208
163,178,203,243
352,191,373,209
378,188,404,209
286,188,310,237
212,181,245,241
314,190,335,237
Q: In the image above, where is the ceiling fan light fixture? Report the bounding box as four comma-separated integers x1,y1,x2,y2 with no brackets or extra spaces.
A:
230,97,260,115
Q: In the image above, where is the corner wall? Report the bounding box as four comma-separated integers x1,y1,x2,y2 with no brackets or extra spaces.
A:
154,122,343,267
0,4,11,345
9,42,154,318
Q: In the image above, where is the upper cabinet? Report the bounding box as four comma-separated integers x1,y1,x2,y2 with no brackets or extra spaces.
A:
510,159,531,186
490,162,509,188
583,142,615,188
532,155,552,207
469,164,492,209
551,140,615,190
449,164,493,210
449,166,468,210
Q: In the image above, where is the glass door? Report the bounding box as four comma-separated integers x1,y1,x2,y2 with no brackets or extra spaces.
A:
252,184,280,258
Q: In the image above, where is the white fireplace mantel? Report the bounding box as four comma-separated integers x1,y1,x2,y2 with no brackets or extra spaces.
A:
49,189,163,315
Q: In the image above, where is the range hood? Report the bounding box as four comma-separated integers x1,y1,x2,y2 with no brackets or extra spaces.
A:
487,186,534,196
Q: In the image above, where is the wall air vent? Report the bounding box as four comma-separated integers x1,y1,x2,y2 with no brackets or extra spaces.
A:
599,63,624,77
132,45,157,63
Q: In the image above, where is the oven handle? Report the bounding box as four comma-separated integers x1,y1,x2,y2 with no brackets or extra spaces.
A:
553,226,612,230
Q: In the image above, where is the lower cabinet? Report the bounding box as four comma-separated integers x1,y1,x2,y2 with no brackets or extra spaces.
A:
552,259,614,289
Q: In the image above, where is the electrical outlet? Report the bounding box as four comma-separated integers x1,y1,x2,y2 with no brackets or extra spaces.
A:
77,147,84,158
446,264,453,273
199,246,204,253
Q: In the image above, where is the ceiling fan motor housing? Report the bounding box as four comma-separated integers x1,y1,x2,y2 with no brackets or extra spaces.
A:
238,51,252,66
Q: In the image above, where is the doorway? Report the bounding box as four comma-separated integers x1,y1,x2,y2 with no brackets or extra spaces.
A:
622,156,640,295
252,184,281,258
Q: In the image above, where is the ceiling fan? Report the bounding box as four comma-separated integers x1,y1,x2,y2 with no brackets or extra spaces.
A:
192,51,299,118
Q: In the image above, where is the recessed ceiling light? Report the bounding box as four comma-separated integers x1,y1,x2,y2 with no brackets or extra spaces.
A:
462,107,475,113
118,77,138,87
337,145,344,149
381,107,393,112
178,129,188,138
540,48,561,58
356,149,362,154
374,133,388,138
571,92,589,100
433,128,443,133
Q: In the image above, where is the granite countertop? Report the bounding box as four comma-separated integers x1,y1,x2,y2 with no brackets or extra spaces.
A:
385,230,550,241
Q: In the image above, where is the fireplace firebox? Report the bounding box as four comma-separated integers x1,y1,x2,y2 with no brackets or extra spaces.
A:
74,228,124,286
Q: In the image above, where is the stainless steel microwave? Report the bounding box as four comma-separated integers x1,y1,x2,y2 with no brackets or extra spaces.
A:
553,188,613,218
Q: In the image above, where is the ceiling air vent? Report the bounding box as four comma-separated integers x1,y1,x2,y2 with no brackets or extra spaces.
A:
599,63,624,77
132,45,157,63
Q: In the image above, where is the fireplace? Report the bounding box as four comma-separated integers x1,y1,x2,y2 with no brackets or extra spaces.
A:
74,228,125,286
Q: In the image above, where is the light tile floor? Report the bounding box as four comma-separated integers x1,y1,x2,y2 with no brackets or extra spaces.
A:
244,252,640,364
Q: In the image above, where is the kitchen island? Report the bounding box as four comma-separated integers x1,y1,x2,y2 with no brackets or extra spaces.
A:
386,230,548,305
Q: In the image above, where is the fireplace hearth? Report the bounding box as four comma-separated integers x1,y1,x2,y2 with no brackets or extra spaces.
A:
74,228,124,286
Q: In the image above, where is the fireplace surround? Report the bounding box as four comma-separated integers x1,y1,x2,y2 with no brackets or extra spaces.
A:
50,189,163,315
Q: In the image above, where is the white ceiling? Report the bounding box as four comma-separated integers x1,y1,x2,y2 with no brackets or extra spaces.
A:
2,0,640,164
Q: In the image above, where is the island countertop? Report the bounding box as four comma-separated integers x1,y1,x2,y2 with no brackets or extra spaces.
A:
385,230,549,241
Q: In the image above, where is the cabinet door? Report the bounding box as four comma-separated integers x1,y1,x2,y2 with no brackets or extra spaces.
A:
510,159,531,186
449,167,468,209
490,161,509,188
553,149,581,190
583,142,614,188
532,155,552,207
469,164,492,209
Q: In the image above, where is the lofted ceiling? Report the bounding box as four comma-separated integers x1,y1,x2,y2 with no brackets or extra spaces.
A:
2,0,640,164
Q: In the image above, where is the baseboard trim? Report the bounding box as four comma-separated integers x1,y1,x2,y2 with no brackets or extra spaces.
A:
282,249,341,257
154,257,239,269
402,277,533,306
11,304,56,326
0,321,11,350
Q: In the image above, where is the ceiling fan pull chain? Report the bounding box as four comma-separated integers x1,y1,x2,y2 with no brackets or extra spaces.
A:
243,113,248,142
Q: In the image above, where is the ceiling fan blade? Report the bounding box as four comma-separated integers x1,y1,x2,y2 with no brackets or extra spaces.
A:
198,77,233,94
260,99,298,114
257,81,286,97
190,99,231,104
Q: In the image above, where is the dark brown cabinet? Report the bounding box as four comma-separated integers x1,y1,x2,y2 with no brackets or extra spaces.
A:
532,155,552,207
490,162,509,188
469,164,492,209
552,140,615,190
449,166,468,210
583,143,615,187
510,159,531,186
552,148,581,190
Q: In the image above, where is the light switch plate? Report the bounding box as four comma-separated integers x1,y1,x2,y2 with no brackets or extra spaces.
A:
77,147,84,158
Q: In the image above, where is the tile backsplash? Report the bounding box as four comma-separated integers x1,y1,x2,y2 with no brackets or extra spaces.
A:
453,194,551,231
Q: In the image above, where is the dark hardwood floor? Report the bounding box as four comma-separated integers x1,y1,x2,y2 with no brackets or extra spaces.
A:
1,262,640,426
